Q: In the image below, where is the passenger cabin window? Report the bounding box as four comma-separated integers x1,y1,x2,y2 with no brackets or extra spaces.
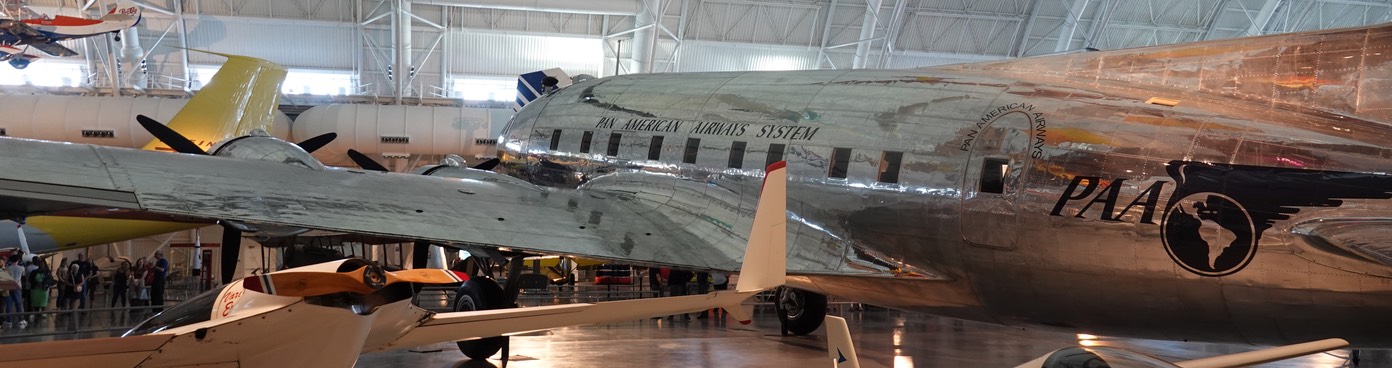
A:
549,129,562,150
828,147,851,179
580,131,594,153
607,132,622,156
683,138,700,164
979,157,1009,194
648,136,664,160
766,143,785,167
728,141,747,169
878,151,903,183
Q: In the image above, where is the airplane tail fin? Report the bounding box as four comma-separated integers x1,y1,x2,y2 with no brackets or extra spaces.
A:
956,23,1392,123
826,316,861,368
141,52,286,152
103,1,140,21
736,161,787,293
514,68,571,110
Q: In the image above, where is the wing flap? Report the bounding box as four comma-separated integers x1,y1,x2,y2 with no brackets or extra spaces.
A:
0,334,172,368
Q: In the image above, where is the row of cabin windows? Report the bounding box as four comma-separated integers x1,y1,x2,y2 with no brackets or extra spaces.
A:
547,129,903,183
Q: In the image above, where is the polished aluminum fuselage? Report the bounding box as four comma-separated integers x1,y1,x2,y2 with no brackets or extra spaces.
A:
495,25,1392,346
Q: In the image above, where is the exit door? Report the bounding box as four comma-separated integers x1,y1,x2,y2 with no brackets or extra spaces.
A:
961,110,1034,249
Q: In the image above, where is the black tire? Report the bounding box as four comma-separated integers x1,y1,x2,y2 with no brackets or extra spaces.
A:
778,287,827,335
454,277,508,360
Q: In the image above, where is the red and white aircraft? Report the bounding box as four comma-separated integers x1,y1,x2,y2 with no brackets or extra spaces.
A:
0,162,788,368
0,0,141,69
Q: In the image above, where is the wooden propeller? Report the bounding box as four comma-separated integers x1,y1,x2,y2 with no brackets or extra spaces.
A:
242,265,468,297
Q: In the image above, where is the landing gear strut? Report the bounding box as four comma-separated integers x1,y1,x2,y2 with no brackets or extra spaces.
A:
775,286,827,335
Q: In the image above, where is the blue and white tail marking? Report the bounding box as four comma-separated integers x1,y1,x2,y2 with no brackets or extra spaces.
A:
515,68,571,110
827,316,861,368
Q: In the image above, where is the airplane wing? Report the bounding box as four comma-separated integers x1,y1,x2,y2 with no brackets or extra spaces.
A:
0,334,174,368
0,19,48,41
0,136,767,270
27,42,77,57
374,290,761,352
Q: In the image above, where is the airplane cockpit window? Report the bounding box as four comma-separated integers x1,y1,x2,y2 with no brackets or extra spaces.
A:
122,288,220,336
648,136,664,160
548,129,562,150
580,131,594,153
728,141,747,169
878,151,903,183
829,147,852,178
683,138,701,164
979,157,1008,194
766,143,786,168
606,132,622,156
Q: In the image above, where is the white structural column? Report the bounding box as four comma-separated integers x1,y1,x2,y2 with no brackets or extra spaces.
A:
393,0,412,102
632,0,660,74
119,26,147,89
1242,0,1283,36
852,0,883,69
875,0,908,69
1054,0,1092,52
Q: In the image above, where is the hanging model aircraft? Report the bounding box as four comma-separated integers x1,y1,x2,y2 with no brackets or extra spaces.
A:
0,160,787,368
0,0,141,69
3,21,1392,356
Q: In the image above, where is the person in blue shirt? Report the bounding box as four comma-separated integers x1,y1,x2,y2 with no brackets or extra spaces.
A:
151,251,169,312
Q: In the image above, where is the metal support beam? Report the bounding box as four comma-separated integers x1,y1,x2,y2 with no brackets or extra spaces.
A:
632,0,660,74
1054,0,1091,52
816,0,839,69
852,0,883,69
876,0,908,69
393,0,412,102
1013,0,1045,56
1242,0,1283,36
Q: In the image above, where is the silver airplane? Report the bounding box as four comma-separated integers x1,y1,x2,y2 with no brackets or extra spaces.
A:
1,22,1391,354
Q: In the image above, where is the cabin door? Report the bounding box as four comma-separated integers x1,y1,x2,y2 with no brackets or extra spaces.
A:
961,109,1035,250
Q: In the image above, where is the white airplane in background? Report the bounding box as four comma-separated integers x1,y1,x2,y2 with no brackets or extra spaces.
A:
0,161,788,368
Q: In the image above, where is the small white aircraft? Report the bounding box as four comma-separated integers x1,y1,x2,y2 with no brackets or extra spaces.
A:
0,162,788,368
0,0,142,69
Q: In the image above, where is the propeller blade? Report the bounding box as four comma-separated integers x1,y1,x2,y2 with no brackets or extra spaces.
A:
389,269,469,284
220,224,241,285
471,158,500,171
295,132,337,153
136,115,208,155
348,149,390,172
242,265,466,297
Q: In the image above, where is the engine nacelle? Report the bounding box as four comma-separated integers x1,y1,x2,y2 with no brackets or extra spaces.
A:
210,129,326,170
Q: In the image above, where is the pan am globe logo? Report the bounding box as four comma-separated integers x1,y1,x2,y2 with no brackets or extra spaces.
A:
1159,193,1256,277
1051,160,1392,277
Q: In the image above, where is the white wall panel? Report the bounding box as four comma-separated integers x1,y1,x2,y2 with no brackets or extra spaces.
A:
675,41,818,72
141,16,356,69
447,31,603,76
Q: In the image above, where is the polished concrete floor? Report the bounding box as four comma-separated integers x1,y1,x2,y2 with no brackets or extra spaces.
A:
355,308,1376,368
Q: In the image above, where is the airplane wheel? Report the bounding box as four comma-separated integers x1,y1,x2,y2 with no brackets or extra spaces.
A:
778,287,827,335
454,277,507,360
